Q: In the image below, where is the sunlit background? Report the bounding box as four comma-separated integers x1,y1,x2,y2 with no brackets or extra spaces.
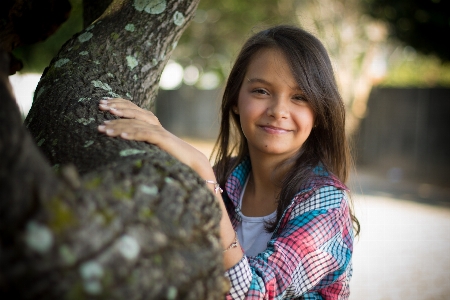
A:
8,0,450,299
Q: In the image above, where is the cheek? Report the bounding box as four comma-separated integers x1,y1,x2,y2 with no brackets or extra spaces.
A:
305,107,315,125
296,109,315,132
307,115,315,130
236,88,247,112
237,97,259,123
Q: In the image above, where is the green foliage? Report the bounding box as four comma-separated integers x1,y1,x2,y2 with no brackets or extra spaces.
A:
362,0,450,62
173,0,297,81
10,0,450,88
379,51,450,87
12,0,83,73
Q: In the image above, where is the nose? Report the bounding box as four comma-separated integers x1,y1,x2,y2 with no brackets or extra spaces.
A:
266,97,289,119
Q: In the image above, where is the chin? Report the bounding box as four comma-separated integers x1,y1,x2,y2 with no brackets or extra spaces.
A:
260,148,297,157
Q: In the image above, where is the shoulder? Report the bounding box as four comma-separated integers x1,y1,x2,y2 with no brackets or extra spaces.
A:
290,185,348,218
220,156,251,185
212,156,241,178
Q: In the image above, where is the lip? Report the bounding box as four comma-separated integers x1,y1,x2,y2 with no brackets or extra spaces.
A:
258,125,291,134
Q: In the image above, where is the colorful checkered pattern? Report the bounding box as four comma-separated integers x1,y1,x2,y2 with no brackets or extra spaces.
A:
222,157,354,299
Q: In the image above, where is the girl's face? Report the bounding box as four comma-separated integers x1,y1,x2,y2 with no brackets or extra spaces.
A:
234,48,315,161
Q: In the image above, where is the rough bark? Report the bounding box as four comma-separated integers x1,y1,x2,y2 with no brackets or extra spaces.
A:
25,0,200,174
1,0,227,299
83,0,113,29
0,49,61,249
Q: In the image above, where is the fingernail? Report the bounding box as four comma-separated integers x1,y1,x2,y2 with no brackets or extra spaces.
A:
103,120,111,123
121,132,128,138
100,99,108,104
99,104,109,109
106,129,114,135
102,97,112,99
98,125,106,131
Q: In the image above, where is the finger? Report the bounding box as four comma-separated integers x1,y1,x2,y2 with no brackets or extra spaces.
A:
98,105,125,117
97,119,149,136
119,131,150,142
99,98,136,111
118,126,166,145
98,103,140,119
99,120,165,144
99,98,131,111
99,99,155,119
100,104,159,124
99,98,136,109
101,118,149,127
106,107,126,117
99,103,111,111
119,108,159,124
100,97,128,103
99,100,129,116
97,120,132,136
106,107,145,120
97,124,119,137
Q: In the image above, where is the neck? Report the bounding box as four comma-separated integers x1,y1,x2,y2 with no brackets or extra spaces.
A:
248,152,292,198
240,153,290,217
248,151,291,184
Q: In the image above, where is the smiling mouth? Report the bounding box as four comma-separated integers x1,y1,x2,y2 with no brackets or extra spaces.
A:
259,125,291,134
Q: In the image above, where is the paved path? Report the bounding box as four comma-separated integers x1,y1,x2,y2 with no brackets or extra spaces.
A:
350,192,450,300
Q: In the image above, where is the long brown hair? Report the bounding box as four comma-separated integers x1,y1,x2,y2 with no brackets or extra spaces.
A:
212,25,360,235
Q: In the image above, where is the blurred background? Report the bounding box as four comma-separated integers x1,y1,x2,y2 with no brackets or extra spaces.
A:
9,0,450,299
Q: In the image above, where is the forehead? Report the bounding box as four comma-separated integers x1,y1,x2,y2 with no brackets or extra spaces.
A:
245,48,299,89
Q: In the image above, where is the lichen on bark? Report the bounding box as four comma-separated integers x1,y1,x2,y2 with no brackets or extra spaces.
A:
1,0,228,299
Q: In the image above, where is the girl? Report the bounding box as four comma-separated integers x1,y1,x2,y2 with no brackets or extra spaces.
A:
98,25,359,299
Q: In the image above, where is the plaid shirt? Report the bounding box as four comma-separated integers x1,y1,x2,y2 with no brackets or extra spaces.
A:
222,158,354,300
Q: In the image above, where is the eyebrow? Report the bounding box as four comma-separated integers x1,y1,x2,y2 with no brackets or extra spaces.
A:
246,77,302,92
247,77,270,85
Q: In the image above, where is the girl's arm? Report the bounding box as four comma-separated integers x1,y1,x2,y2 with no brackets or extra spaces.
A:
97,98,243,270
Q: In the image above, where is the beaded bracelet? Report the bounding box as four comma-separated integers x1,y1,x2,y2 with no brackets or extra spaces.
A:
223,231,238,253
205,180,223,194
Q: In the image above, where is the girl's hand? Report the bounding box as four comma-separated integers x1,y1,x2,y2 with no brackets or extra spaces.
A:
97,98,210,176
98,98,159,125
98,97,166,145
98,98,243,269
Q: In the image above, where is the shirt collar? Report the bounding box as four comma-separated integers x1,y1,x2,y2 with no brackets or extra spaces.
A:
223,157,345,208
224,156,252,208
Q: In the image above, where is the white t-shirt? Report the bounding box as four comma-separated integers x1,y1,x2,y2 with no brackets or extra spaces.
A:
236,178,277,257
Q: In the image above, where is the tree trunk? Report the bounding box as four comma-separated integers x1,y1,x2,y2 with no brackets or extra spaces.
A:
1,0,227,299
25,0,199,174
83,0,113,28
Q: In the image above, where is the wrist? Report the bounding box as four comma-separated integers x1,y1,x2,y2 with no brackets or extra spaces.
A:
204,180,223,194
223,231,238,252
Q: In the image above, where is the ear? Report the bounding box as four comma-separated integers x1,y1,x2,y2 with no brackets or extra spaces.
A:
232,105,239,115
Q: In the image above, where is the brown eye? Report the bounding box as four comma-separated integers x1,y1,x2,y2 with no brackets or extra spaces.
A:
252,88,269,95
293,95,307,102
